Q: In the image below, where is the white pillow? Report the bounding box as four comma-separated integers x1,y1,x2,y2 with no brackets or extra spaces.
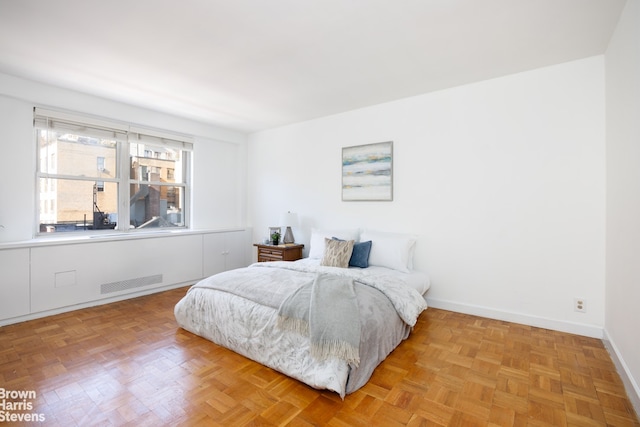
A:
360,230,417,273
308,228,360,259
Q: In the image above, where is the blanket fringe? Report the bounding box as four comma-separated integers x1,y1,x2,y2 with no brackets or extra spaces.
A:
311,340,360,368
277,316,309,335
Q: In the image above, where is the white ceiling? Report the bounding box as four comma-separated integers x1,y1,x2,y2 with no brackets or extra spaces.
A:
0,0,626,133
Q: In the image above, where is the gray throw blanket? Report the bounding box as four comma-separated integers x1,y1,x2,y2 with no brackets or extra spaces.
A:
278,273,361,367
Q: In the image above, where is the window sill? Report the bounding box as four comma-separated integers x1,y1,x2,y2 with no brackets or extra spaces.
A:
0,227,246,250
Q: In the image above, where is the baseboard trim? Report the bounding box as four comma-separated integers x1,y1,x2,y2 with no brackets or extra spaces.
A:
426,297,604,339
603,329,640,418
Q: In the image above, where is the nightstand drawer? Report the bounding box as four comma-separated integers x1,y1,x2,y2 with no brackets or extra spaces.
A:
258,248,284,261
254,244,304,262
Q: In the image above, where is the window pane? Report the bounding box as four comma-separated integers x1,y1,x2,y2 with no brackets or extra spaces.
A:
39,179,118,232
38,130,117,179
129,143,184,184
129,184,184,229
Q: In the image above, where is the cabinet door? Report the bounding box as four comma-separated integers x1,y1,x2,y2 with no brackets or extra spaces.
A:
202,230,250,277
223,231,248,270
0,248,30,321
203,233,227,277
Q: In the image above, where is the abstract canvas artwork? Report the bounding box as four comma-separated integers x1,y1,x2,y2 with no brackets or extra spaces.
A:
342,141,393,201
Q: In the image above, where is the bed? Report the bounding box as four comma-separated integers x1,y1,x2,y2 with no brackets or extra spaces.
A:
174,229,430,397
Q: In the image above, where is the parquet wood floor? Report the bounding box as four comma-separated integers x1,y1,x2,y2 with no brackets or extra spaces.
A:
0,287,638,426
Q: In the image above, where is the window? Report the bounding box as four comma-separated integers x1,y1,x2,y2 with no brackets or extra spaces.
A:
35,108,192,234
128,133,188,229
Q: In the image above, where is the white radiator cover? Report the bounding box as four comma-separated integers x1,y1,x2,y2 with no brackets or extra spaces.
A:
30,234,203,312
0,229,249,325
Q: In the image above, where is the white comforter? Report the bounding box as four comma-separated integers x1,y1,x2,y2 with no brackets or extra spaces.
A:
174,259,429,397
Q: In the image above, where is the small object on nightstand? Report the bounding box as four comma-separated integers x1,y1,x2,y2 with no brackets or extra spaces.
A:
254,243,304,262
268,227,281,245
280,211,298,244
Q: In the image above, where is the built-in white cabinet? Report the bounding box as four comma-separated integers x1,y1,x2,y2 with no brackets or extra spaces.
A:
0,248,30,319
30,234,204,313
203,229,249,277
0,229,249,325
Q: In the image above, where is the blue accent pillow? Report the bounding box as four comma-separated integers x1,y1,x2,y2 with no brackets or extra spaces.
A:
333,237,372,268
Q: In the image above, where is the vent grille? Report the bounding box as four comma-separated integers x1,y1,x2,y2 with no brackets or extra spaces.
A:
100,274,163,294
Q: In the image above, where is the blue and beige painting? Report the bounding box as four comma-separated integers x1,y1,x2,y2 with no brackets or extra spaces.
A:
342,141,392,200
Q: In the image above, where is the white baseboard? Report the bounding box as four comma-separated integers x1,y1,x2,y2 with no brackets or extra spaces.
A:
603,329,640,417
426,297,604,339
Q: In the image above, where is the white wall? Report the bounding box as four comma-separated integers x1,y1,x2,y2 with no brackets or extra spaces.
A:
605,0,640,411
0,72,248,242
0,95,34,242
192,135,247,229
248,57,606,337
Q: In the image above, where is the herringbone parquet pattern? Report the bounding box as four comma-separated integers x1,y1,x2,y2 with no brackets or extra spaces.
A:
0,286,638,426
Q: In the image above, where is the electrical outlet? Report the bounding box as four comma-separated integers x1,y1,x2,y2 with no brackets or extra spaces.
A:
574,298,586,313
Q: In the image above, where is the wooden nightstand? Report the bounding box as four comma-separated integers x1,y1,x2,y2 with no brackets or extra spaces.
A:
254,243,304,262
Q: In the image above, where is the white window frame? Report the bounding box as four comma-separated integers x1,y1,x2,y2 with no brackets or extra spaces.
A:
34,108,193,236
